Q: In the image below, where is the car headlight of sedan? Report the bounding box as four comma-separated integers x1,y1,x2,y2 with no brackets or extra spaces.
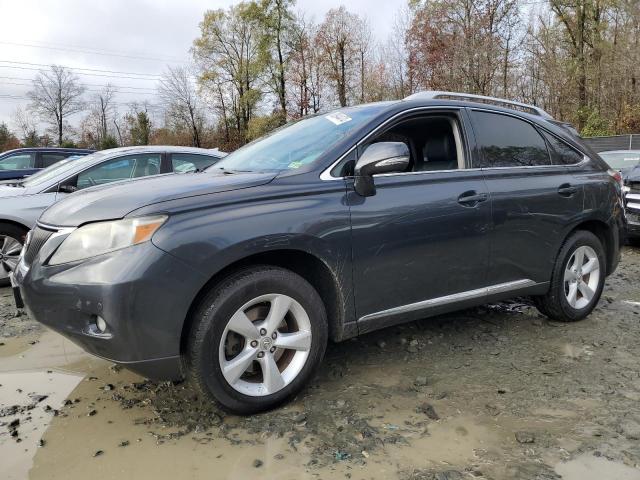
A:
48,215,167,265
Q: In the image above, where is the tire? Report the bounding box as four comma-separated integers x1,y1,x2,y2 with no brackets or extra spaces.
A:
0,223,28,287
186,266,328,414
533,230,606,322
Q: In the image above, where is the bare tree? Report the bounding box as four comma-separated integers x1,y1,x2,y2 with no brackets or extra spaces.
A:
27,65,86,146
95,85,116,142
158,66,203,147
12,107,39,146
355,17,373,104
81,85,117,148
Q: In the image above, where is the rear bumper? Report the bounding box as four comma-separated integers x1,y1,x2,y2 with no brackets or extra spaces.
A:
14,241,207,381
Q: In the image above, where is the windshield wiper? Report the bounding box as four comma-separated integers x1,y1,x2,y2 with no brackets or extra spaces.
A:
215,167,253,174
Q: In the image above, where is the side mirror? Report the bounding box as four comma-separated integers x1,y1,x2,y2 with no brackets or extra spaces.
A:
58,183,77,194
354,142,410,197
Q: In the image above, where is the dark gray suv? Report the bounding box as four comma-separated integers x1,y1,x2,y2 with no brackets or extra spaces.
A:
14,92,625,413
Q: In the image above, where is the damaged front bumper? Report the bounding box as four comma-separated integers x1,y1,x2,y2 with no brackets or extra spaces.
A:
13,239,208,381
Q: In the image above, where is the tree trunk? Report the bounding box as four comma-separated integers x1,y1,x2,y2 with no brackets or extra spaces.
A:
339,43,347,107
276,3,287,118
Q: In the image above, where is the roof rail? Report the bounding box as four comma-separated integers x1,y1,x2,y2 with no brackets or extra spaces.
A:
404,91,553,119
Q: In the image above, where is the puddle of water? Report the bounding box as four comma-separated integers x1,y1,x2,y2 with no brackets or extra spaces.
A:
0,328,96,480
0,329,88,372
555,454,640,480
397,416,502,467
0,369,85,480
0,335,39,358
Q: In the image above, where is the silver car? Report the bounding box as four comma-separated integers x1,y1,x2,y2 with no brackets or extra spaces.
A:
0,146,223,283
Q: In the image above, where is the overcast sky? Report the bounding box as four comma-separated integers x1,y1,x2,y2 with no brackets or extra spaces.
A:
0,0,404,131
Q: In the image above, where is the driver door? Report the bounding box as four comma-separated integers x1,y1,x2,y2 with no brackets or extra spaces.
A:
348,110,493,333
57,153,162,198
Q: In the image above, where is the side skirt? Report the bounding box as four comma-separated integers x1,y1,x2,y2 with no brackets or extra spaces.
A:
355,279,549,336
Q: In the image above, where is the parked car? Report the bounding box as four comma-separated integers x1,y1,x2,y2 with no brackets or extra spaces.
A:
599,150,640,239
0,146,223,283
0,147,95,181
15,92,625,414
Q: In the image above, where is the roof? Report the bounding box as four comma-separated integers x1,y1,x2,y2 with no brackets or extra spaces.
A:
598,150,640,154
0,147,95,155
97,146,223,156
404,91,553,120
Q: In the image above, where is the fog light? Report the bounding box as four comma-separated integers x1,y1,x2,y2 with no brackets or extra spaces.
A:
96,316,107,333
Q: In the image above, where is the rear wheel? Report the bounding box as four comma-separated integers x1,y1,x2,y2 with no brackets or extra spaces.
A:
534,230,605,322
0,224,27,287
187,266,328,414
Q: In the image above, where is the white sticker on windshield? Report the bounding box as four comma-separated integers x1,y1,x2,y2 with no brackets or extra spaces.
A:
325,112,352,125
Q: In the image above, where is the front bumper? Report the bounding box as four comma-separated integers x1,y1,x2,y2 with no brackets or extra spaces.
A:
14,239,207,380
625,191,640,238
625,211,640,238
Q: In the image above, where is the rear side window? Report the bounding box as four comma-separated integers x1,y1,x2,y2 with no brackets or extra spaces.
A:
41,153,71,168
541,132,584,165
0,152,34,170
470,111,550,168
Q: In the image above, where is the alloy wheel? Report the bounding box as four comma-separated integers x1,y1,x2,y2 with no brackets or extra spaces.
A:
564,245,600,310
0,235,23,280
218,293,312,397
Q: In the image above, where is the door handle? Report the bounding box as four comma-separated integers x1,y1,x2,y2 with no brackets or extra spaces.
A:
458,191,488,206
558,184,577,197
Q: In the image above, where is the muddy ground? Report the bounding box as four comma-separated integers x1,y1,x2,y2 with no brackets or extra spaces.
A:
2,248,640,479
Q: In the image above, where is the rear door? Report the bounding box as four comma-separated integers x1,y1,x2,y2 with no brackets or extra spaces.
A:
38,151,73,169
468,109,584,286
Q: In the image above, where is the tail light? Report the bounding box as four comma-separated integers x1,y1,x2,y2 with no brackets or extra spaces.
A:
607,169,623,188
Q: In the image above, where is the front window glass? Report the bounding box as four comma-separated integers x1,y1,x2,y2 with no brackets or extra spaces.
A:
471,111,551,168
76,153,161,189
599,151,640,170
0,153,34,170
208,105,385,173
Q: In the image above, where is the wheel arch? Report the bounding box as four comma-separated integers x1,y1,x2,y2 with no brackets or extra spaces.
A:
179,248,350,357
0,219,30,238
565,219,617,275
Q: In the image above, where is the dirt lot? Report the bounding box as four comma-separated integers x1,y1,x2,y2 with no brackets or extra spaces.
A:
2,248,640,480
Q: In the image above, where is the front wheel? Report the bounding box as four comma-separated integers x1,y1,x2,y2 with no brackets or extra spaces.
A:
534,230,606,322
186,266,328,414
0,224,27,287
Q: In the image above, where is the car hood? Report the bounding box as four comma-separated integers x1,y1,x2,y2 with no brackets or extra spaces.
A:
40,171,278,227
0,185,27,198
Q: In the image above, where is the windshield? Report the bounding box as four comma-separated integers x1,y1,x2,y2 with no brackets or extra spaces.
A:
599,151,640,170
209,105,386,173
22,151,107,187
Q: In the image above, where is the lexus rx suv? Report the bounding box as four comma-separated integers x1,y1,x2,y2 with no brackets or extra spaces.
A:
14,92,625,414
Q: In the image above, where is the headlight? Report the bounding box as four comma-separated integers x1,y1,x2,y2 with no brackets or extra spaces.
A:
48,215,167,265
623,185,630,193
